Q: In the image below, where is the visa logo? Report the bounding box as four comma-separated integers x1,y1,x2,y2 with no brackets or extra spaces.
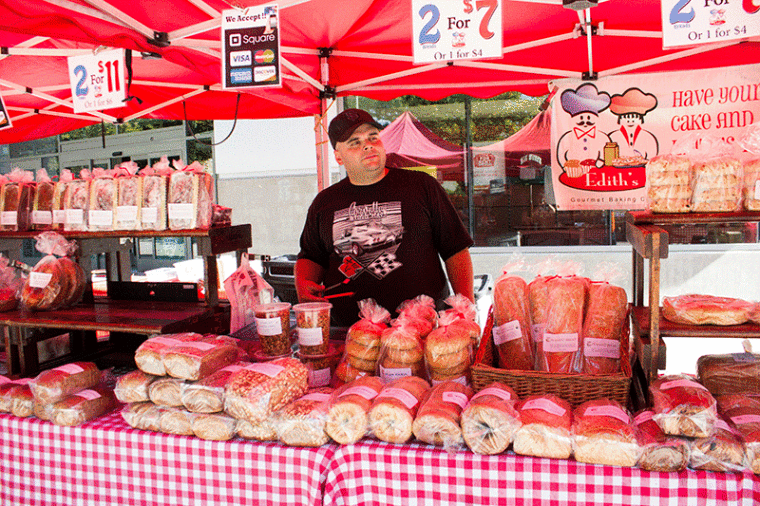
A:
230,51,252,67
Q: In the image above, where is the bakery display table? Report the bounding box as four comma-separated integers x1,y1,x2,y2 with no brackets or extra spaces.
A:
0,411,336,506
323,440,760,506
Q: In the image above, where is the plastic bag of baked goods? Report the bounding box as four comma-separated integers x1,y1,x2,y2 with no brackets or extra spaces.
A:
114,370,158,404
224,357,308,424
396,294,438,339
29,361,101,405
0,167,34,231
740,122,760,211
335,299,389,386
689,417,748,472
181,362,248,414
461,381,521,455
646,153,694,213
581,277,629,375
159,407,196,436
275,387,334,447
63,169,91,232
540,274,588,373
0,254,24,312
9,382,35,418
148,376,186,407
492,260,533,371
134,332,204,376
572,398,641,467
20,232,82,311
377,320,425,382
662,294,753,326
168,159,213,231
513,394,573,460
689,136,742,213
32,168,55,231
697,345,760,398
424,311,473,386
235,416,278,441
121,402,165,432
193,412,238,441
48,385,117,426
634,410,690,472
163,335,241,381
719,395,760,474
440,294,481,348
225,254,275,334
649,373,718,438
412,380,473,451
325,376,385,444
369,376,430,444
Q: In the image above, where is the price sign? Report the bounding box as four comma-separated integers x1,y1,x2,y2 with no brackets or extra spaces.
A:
67,48,126,114
661,0,760,48
0,92,11,131
412,0,502,64
221,4,281,89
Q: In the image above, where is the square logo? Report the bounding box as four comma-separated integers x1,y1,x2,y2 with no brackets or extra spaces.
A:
229,33,241,47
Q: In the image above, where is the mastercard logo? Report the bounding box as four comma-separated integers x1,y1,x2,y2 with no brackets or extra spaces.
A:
254,50,275,64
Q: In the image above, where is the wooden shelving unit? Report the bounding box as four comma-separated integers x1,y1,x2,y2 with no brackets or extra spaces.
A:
626,211,760,385
0,224,252,376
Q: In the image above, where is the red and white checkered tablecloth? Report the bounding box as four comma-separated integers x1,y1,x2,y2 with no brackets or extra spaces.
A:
323,439,760,506
0,411,336,506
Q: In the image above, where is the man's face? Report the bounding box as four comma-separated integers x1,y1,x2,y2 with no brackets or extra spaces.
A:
622,114,641,129
334,123,387,185
573,112,598,128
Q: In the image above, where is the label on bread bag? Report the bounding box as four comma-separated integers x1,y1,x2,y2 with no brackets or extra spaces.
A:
75,389,102,401
0,375,10,385
1,211,17,226
245,362,284,377
583,338,620,359
53,209,66,224
56,363,85,375
379,365,411,382
543,333,579,353
522,398,566,417
28,271,53,289
88,210,113,227
116,206,138,223
731,353,757,363
492,320,523,345
32,211,53,225
531,323,545,343
732,414,760,425
376,387,418,409
658,378,707,391
141,207,158,224
755,180,760,200
442,391,468,409
339,385,379,400
180,341,215,351
298,327,324,346
256,317,283,336
168,203,194,220
583,405,630,424
634,411,654,424
65,208,84,224
471,386,513,402
148,337,182,347
308,368,331,388
301,392,330,403
432,376,468,387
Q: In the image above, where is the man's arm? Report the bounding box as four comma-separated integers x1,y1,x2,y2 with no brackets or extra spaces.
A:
444,248,474,302
294,257,327,303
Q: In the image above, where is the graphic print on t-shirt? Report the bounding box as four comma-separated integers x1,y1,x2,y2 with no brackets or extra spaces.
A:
333,201,404,280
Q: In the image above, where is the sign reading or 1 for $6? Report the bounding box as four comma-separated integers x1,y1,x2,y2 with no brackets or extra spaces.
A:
67,48,126,114
412,0,502,64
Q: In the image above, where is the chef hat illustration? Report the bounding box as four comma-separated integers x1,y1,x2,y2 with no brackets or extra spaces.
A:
560,83,611,116
609,88,658,117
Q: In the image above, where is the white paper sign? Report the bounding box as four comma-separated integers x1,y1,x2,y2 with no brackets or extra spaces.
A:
67,48,126,113
661,0,759,48
0,92,11,131
412,0,502,64
221,5,281,89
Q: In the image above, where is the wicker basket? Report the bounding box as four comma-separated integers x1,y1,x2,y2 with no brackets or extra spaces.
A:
471,307,632,408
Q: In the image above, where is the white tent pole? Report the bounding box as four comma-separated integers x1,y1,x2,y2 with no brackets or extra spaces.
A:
2,48,92,57
76,0,156,40
0,36,50,61
584,8,594,77
7,106,105,121
456,60,579,77
603,29,661,38
122,87,206,122
185,0,220,18
315,51,331,192
169,19,221,41
281,57,325,91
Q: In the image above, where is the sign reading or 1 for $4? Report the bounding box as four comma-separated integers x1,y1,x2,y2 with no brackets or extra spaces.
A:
412,0,502,64
67,48,126,114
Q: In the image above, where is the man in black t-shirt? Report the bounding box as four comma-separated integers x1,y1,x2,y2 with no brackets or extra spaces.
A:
295,108,474,327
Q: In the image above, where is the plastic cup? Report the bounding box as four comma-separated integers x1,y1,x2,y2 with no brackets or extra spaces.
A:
254,302,292,356
293,302,332,355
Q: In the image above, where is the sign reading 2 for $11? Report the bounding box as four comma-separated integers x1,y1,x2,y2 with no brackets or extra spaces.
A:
412,0,502,64
67,48,126,114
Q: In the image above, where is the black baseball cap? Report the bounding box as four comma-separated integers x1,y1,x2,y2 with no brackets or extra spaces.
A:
328,108,382,148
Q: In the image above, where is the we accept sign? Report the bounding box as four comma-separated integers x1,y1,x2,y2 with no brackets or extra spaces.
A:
549,64,760,211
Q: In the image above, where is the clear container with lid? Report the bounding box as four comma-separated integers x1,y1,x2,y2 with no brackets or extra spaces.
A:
293,302,332,355
296,342,343,388
254,302,292,356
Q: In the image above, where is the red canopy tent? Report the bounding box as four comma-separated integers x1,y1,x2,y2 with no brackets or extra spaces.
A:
0,0,758,188
379,111,465,182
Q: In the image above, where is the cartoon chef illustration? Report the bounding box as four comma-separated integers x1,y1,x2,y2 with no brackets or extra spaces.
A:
556,83,611,175
607,88,659,160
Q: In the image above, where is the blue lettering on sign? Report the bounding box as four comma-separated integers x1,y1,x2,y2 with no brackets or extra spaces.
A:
230,69,253,84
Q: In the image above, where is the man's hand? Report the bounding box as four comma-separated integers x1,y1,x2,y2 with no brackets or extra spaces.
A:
294,258,327,302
